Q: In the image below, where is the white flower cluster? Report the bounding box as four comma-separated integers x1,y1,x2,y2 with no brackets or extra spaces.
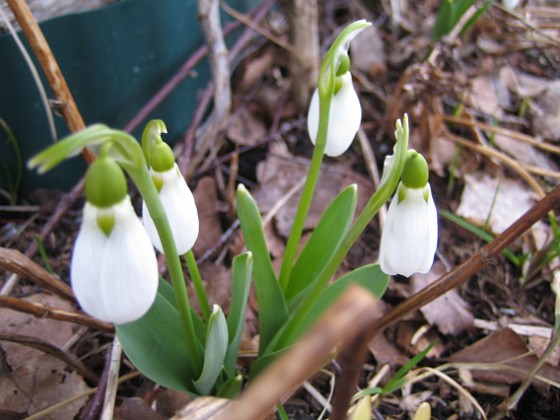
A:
71,152,198,324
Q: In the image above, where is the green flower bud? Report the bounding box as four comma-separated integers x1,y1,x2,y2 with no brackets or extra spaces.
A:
401,150,429,189
85,157,127,208
150,142,175,172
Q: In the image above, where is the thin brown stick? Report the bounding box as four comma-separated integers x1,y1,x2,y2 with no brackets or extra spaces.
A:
331,185,560,417
0,247,74,300
219,286,380,420
0,295,113,332
0,332,98,382
6,0,94,162
441,114,560,155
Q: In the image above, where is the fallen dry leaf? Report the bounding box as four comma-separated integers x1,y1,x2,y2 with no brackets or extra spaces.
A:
493,133,558,172
0,355,90,418
0,293,90,418
349,24,387,80
396,321,445,359
115,397,165,420
255,144,373,237
227,106,267,147
530,80,560,142
448,328,560,387
193,176,224,257
499,66,548,98
466,74,508,118
412,262,474,336
456,172,540,234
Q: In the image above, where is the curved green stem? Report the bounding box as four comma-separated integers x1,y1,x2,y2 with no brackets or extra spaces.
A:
274,117,409,351
185,250,211,322
278,92,330,292
111,131,203,374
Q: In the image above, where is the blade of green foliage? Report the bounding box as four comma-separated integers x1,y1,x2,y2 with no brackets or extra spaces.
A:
193,305,229,395
116,279,197,393
249,347,285,379
432,0,476,40
351,387,383,400
382,341,435,395
258,264,389,373
458,0,492,37
224,252,253,377
217,374,243,399
156,277,207,342
352,342,435,401
286,185,357,309
293,264,389,342
236,184,289,353
441,210,521,265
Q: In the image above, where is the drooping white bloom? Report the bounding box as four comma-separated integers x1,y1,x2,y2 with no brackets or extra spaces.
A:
71,196,159,324
307,71,362,157
142,163,199,255
379,183,438,277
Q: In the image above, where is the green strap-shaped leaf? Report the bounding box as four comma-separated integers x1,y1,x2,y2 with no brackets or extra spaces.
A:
224,252,253,377
296,264,389,337
117,278,197,393
286,185,357,309
193,305,229,395
236,184,289,353
217,374,243,399
157,277,207,343
262,263,389,361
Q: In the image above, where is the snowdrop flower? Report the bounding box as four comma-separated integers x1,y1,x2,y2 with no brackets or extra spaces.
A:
307,70,362,157
379,151,438,277
71,156,158,324
142,142,199,254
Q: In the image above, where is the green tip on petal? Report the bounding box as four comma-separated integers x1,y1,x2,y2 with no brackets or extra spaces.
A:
85,157,127,208
150,143,175,172
401,150,429,189
336,54,350,76
96,210,115,236
151,172,164,192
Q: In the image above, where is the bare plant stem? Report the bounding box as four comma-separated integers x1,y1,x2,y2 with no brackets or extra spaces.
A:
331,185,560,418
6,0,94,162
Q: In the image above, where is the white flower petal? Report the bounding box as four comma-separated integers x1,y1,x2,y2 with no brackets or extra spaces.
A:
307,72,362,157
143,164,199,255
379,184,438,277
71,197,158,324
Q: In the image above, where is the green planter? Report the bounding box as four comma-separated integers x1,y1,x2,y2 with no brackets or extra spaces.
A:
0,0,255,198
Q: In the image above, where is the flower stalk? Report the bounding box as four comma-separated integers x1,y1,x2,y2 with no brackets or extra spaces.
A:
279,19,371,292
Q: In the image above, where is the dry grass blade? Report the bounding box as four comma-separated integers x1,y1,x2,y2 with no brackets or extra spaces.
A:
218,286,380,420
0,295,113,332
0,247,74,300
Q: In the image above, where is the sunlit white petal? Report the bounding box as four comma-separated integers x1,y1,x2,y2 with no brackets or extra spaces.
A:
379,184,438,277
71,197,158,324
143,164,199,255
307,72,362,157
